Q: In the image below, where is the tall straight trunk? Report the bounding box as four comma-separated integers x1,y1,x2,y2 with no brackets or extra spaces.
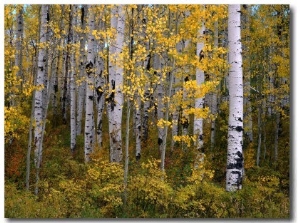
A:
84,5,95,162
62,8,72,125
77,5,87,135
26,71,37,191
226,4,244,192
171,36,182,150
194,22,205,152
141,7,151,142
53,6,65,123
95,17,105,147
34,5,49,195
154,52,164,154
70,5,77,153
15,6,24,93
124,99,130,201
210,20,218,151
108,5,125,163
42,6,50,122
132,7,142,161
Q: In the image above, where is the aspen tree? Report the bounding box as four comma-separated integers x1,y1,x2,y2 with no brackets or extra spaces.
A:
70,5,77,152
77,5,87,136
84,5,95,162
210,14,219,151
95,9,105,147
34,4,49,195
132,7,142,161
141,6,151,142
194,22,205,153
108,5,125,162
226,4,244,192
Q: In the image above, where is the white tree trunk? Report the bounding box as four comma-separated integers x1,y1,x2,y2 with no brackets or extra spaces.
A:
34,4,48,169
84,5,95,162
141,9,151,142
226,4,244,192
95,17,105,147
194,23,205,152
108,5,125,163
77,5,87,136
62,9,72,125
154,52,164,153
70,5,77,152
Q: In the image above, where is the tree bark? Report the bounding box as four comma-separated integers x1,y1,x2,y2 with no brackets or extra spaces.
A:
95,18,105,148
226,4,244,192
70,5,77,153
194,22,205,152
210,19,219,151
84,5,95,162
108,5,125,163
77,5,87,136
34,5,49,195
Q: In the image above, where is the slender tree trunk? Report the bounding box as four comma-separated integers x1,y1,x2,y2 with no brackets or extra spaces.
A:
154,52,164,154
226,4,244,192
70,5,77,153
171,26,181,151
210,19,218,151
124,98,130,202
34,5,49,195
26,75,37,191
53,6,64,123
141,7,151,142
95,17,105,148
194,22,205,153
84,5,95,162
77,5,87,136
62,7,72,125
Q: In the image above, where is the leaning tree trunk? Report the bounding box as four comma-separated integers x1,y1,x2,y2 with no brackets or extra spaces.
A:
84,5,95,162
34,4,49,195
226,4,244,192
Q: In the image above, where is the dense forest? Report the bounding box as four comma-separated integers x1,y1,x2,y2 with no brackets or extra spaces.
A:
4,4,290,218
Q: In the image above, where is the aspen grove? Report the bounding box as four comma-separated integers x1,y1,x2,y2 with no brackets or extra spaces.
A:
5,4,290,218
